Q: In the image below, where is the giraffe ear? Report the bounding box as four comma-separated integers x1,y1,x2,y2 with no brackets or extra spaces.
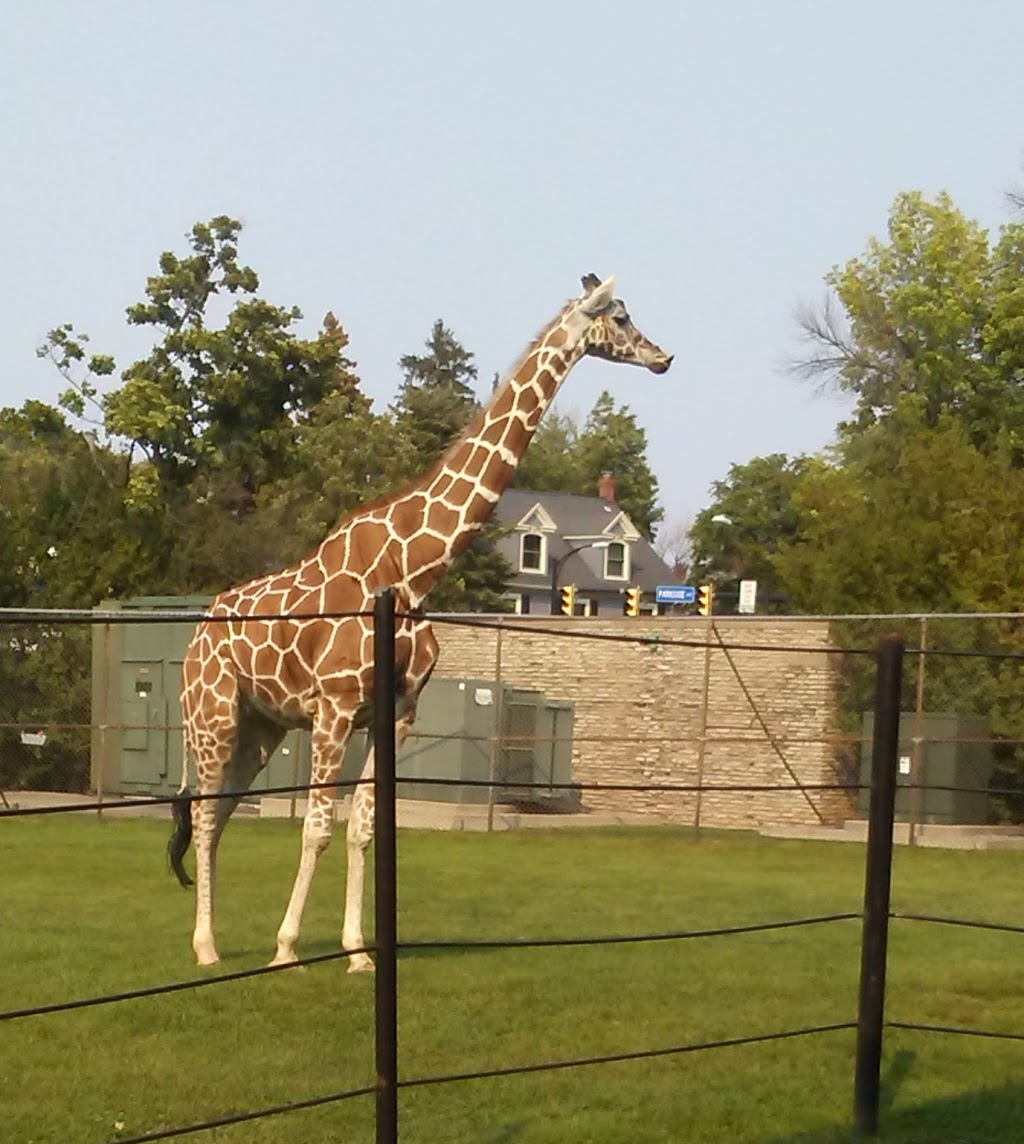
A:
580,274,617,315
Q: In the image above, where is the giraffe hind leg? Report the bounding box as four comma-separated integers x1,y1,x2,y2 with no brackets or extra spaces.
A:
188,709,283,966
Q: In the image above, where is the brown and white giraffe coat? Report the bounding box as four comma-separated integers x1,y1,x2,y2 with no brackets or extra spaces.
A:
170,273,672,968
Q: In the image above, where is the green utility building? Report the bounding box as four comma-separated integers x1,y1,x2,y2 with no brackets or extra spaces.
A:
90,598,577,808
858,711,994,824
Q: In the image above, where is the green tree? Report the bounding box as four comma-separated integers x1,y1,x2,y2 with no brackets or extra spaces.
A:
513,410,582,493
253,390,417,573
426,529,515,614
0,401,161,607
0,404,118,790
392,319,479,470
794,190,1024,455
0,621,93,792
773,421,1024,615
34,218,368,597
164,313,377,590
40,216,355,516
387,320,513,612
689,453,808,608
575,392,662,537
513,394,664,539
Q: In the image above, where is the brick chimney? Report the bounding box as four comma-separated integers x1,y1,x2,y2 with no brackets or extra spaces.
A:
598,471,617,502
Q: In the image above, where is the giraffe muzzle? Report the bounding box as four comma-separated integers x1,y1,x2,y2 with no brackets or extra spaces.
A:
648,354,673,375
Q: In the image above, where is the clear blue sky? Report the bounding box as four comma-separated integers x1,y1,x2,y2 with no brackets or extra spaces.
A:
3,0,1023,535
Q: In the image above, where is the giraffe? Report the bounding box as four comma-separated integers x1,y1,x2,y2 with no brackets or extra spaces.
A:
168,273,672,969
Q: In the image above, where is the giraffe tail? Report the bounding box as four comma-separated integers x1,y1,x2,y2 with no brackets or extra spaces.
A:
167,796,194,888
167,728,194,888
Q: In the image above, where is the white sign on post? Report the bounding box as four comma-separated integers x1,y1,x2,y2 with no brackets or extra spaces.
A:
738,579,758,615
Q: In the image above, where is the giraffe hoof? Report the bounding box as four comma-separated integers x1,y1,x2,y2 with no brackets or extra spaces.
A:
269,951,301,969
347,953,376,974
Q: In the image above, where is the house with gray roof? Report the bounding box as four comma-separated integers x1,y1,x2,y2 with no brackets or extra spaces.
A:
492,473,683,616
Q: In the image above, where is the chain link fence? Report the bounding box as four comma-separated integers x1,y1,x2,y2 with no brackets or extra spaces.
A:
0,620,92,797
3,609,1024,829
830,615,1024,824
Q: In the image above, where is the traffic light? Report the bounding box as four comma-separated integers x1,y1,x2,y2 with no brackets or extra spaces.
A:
624,586,642,616
560,584,576,616
697,583,714,616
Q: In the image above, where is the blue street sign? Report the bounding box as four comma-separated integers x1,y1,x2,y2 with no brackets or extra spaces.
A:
655,585,696,605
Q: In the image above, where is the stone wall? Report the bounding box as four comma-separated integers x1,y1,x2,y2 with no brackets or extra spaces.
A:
429,615,854,829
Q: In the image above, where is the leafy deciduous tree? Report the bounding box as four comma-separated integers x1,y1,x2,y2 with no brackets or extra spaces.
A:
794,191,1024,457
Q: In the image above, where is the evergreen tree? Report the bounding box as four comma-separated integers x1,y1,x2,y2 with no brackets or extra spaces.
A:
391,319,479,469
391,320,513,612
513,410,582,493
576,392,662,538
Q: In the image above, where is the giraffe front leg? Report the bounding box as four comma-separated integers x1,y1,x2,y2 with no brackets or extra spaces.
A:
341,707,418,974
272,711,352,967
271,798,334,967
342,777,376,974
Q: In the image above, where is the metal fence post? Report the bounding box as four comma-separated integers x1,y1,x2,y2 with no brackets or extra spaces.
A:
853,634,905,1135
692,630,713,833
486,625,504,833
96,620,113,821
907,618,927,846
372,588,399,1144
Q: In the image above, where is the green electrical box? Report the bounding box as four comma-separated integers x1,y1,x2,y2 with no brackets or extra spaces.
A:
396,677,499,804
91,596,209,797
498,688,578,809
91,598,577,808
857,711,993,824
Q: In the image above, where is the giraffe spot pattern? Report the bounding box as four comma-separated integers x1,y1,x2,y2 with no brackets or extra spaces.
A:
177,278,672,967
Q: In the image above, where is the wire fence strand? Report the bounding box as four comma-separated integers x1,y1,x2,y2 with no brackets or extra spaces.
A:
109,1084,377,1144
398,1022,859,1091
0,947,373,1024
8,608,1024,1142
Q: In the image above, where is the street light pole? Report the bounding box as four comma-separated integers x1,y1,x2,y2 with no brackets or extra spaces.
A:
549,541,610,615
709,513,758,614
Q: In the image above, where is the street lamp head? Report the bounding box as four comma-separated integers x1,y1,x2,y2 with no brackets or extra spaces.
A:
550,538,615,614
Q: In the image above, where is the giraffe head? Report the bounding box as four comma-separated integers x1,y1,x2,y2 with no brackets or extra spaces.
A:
571,273,673,374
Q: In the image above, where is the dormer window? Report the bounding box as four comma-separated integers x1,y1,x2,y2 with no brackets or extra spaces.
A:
520,532,546,573
604,541,628,580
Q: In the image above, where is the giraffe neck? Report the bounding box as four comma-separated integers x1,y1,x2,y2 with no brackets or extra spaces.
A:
397,306,585,603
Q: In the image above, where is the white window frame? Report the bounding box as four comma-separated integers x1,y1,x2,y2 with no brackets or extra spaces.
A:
519,532,547,574
603,541,629,581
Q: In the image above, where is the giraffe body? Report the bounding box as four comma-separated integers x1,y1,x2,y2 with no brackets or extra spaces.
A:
171,274,672,968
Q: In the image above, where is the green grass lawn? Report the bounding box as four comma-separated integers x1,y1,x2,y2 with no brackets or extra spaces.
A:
2,817,1024,1144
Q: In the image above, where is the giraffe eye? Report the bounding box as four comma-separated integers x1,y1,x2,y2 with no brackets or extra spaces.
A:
613,314,630,328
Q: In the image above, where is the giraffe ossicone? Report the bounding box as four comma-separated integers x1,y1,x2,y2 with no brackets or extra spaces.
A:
169,273,672,969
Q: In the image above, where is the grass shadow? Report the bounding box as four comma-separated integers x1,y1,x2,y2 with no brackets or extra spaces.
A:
761,1080,1024,1143
481,1122,529,1144
879,1047,916,1116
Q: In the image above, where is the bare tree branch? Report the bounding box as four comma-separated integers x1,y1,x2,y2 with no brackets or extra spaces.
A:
653,516,693,580
786,293,861,392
